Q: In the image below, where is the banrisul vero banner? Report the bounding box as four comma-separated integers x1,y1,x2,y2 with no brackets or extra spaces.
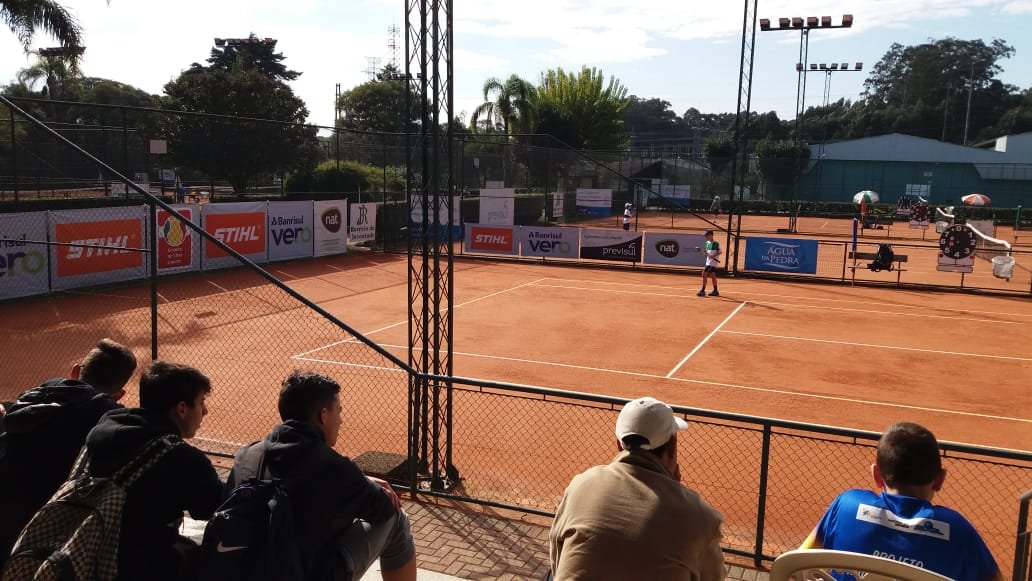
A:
349,202,377,244
520,226,579,259
643,232,707,267
744,237,819,274
463,224,518,255
268,201,314,262
479,188,515,225
50,207,146,291
575,189,612,217
314,200,348,257
0,212,50,300
202,202,268,270
157,205,200,274
580,229,642,262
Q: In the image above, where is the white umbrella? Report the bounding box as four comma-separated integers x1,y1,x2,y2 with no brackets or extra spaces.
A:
853,191,879,204
961,193,991,206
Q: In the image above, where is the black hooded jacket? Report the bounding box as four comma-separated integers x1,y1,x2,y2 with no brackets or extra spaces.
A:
225,420,397,574
84,407,222,581
0,379,121,563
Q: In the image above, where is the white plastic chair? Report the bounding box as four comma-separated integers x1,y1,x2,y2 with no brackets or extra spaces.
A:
770,549,954,581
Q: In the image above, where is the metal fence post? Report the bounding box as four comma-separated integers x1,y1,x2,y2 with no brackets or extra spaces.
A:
123,108,130,200
9,106,18,201
1014,490,1032,581
149,202,158,360
754,423,772,567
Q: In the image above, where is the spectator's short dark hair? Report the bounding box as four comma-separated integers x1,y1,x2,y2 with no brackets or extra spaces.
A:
876,422,942,488
620,433,672,459
79,338,137,394
278,371,341,422
139,361,211,413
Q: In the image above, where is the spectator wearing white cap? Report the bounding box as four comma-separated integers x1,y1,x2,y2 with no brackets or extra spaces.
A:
623,202,633,231
549,397,726,581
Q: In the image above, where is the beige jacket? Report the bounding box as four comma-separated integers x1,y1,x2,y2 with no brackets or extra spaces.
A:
549,450,725,581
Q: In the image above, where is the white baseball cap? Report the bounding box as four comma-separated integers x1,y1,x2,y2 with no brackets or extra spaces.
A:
615,397,688,450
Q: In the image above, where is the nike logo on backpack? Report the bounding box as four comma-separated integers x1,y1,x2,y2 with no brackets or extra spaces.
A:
216,542,247,553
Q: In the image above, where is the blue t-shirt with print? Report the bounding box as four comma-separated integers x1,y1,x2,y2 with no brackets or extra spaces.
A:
814,489,998,581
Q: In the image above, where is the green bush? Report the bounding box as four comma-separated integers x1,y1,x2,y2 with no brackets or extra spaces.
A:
284,160,404,194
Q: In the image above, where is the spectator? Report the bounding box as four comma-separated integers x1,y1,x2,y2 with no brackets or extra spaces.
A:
84,360,222,581
0,338,137,566
549,397,725,581
225,371,417,581
623,202,633,231
801,422,1002,581
710,195,721,216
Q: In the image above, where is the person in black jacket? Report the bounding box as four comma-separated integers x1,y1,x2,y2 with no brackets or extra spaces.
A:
225,370,417,581
84,360,223,581
0,338,137,566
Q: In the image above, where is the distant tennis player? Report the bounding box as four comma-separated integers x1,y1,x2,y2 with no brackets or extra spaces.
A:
697,230,720,297
623,202,633,231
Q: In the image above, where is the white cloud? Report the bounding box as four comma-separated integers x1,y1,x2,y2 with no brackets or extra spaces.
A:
1002,0,1032,12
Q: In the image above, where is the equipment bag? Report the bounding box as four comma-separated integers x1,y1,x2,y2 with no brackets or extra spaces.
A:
869,243,895,272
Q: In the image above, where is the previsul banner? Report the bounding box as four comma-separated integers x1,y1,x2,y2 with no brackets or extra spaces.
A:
50,206,147,291
157,205,200,274
349,202,377,244
202,202,268,270
0,212,50,300
575,189,612,217
744,237,819,274
479,188,515,225
463,224,518,255
314,199,348,257
268,201,314,262
580,229,642,262
642,232,707,267
520,226,579,259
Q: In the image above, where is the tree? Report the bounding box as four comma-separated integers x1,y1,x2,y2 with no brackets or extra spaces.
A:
203,33,300,82
470,75,537,135
163,67,317,192
1,0,87,52
17,51,77,100
535,66,629,149
336,77,419,133
754,139,810,199
703,135,734,176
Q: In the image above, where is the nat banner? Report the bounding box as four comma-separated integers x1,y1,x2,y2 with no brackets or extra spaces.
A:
463,224,518,255
479,188,515,226
156,205,199,274
348,202,377,244
579,229,642,262
520,226,579,259
268,201,314,262
744,237,819,274
202,202,268,270
49,207,147,291
0,212,50,300
575,189,612,217
314,200,348,257
642,232,707,267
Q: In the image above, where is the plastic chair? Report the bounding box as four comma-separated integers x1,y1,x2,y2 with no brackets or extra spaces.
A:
770,549,954,581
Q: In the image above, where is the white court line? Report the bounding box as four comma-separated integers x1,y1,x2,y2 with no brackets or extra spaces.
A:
291,278,546,358
293,356,408,373
720,330,1032,362
207,280,230,293
666,301,748,378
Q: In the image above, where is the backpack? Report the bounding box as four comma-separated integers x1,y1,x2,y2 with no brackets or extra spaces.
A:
869,243,895,272
2,435,180,581
198,446,303,581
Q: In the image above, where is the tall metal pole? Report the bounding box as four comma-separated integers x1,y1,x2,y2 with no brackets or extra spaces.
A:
9,107,17,202
728,0,759,274
963,60,976,146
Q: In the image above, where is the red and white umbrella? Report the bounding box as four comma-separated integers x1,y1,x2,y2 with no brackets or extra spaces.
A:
961,193,991,206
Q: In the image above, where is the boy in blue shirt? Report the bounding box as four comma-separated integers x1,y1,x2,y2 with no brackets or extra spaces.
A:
801,422,1002,581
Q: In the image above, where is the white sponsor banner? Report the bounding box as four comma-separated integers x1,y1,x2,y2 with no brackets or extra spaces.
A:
485,180,505,189
576,188,613,217
479,188,515,226
551,193,564,219
314,200,349,257
349,202,378,244
156,205,200,274
520,226,579,259
410,194,460,226
201,201,269,270
642,232,707,267
0,212,50,300
49,206,147,291
660,184,691,201
268,201,314,262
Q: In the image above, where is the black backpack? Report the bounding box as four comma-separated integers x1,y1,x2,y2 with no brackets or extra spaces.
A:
869,243,895,272
199,446,303,581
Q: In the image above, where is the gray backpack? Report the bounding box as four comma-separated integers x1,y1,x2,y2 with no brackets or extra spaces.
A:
2,435,180,581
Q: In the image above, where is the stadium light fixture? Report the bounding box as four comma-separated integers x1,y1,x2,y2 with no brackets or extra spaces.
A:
760,18,771,30
38,46,84,57
213,35,277,49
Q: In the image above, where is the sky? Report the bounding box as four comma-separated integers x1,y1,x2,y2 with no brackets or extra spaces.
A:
2,0,1031,135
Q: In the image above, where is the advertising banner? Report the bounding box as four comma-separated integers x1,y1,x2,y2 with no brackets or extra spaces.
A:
744,237,819,274
659,184,692,204
551,193,564,219
575,189,613,217
579,229,642,262
267,201,314,262
479,188,515,225
642,232,707,267
201,202,268,270
50,206,147,290
313,199,349,257
0,212,50,300
410,194,460,226
520,226,579,259
157,205,200,274
463,224,518,255
348,202,377,244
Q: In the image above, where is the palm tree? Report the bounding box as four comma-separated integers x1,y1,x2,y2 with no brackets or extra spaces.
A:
2,0,84,51
470,75,537,135
17,52,76,99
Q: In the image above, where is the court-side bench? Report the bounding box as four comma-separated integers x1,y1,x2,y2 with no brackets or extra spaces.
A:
847,251,909,286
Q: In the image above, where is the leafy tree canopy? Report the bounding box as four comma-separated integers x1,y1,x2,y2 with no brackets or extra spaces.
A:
202,33,301,82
